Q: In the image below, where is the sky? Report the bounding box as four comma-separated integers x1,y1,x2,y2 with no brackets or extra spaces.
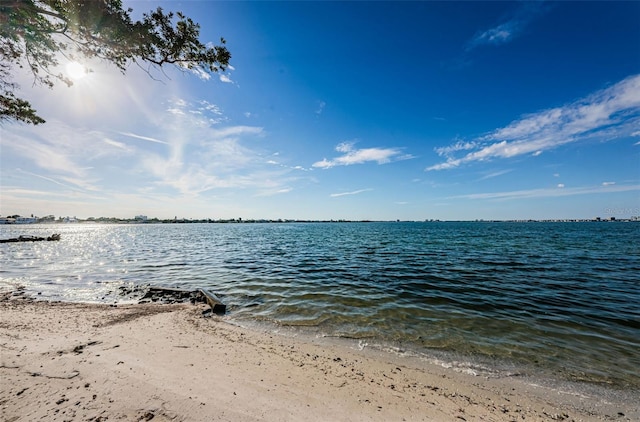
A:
1,1,639,221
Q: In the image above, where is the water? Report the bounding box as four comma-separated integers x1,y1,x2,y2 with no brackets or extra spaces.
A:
1,221,639,392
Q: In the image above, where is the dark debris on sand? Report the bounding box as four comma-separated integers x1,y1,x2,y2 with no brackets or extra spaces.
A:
116,285,207,305
118,285,226,315
1,284,225,315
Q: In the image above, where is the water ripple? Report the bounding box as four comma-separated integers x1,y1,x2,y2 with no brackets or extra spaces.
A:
1,221,639,389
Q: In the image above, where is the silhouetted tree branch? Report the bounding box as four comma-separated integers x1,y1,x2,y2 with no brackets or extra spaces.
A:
0,0,231,124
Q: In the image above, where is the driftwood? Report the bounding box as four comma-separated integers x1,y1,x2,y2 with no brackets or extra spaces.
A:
138,286,226,315
0,234,61,243
198,289,227,315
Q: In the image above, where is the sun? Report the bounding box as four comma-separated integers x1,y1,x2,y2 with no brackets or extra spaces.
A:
66,61,87,80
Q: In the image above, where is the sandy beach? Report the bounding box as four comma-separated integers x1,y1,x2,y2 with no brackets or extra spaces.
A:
1,292,636,422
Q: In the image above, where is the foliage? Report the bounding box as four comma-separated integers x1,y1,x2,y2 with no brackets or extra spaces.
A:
0,0,230,124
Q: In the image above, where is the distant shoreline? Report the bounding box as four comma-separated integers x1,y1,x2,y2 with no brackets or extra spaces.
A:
2,217,638,224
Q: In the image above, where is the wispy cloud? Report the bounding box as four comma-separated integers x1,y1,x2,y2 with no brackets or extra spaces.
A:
118,132,169,145
1,187,71,198
140,127,269,195
256,187,293,197
132,102,277,196
313,141,413,169
330,188,373,197
467,2,548,50
427,74,640,171
1,102,286,202
199,100,224,116
208,126,264,139
2,120,128,185
219,64,235,84
316,101,326,115
167,98,228,124
434,139,478,157
16,169,82,191
102,137,132,152
478,169,513,180
448,183,640,201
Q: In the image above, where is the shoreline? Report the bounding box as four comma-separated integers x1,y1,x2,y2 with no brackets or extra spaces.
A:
1,293,636,421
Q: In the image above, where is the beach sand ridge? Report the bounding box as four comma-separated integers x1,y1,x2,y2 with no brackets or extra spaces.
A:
1,295,635,421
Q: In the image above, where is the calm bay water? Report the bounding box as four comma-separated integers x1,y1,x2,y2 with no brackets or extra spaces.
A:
1,222,639,391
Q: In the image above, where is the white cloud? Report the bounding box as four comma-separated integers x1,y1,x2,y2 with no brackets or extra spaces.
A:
470,25,514,47
118,131,169,145
168,99,227,124
330,189,373,197
0,60,307,217
427,74,640,171
467,2,548,50
16,169,80,191
316,101,326,115
313,142,412,169
479,169,513,180
101,138,130,151
173,98,188,107
1,103,283,203
434,139,477,157
448,183,640,201
208,126,264,139
557,183,565,188
134,105,273,196
602,181,616,186
167,107,185,116
253,186,294,197
184,62,234,84
199,100,223,115
2,120,129,184
188,66,212,81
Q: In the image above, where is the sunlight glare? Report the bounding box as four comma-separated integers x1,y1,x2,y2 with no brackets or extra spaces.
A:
66,61,87,80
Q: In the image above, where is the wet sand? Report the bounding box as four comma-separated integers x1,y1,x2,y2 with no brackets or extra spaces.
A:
0,293,636,421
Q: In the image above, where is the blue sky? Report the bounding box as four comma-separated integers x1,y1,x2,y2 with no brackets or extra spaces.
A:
1,1,639,220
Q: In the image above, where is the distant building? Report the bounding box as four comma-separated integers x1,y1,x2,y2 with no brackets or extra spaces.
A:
134,215,148,221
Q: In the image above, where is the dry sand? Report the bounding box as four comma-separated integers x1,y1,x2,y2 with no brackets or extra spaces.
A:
1,292,636,421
